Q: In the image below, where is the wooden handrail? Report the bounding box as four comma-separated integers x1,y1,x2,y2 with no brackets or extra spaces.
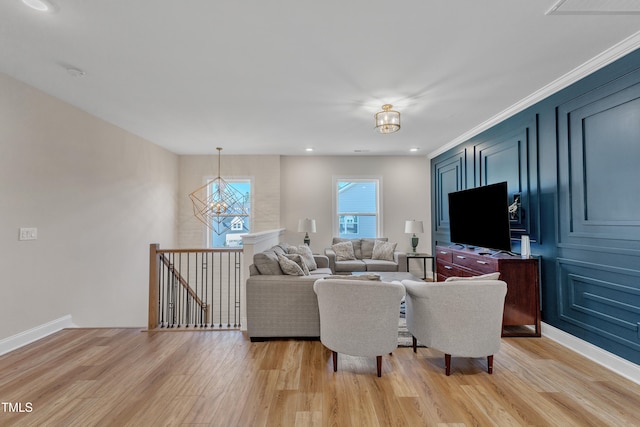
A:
156,248,243,254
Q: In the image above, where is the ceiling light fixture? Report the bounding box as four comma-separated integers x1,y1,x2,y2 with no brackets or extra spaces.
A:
189,147,250,235
22,0,53,12
375,104,400,134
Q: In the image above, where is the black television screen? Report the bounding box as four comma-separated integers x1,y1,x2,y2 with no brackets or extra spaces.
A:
448,181,512,252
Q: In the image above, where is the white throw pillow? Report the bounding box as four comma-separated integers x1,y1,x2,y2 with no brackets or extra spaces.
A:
277,253,306,276
332,241,356,261
371,240,397,261
445,272,500,282
284,253,310,275
288,245,317,270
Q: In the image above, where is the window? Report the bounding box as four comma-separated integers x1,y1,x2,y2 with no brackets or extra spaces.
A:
335,179,380,238
208,179,251,247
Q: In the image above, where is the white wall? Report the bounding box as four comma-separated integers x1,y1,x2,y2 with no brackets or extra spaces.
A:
0,73,178,339
178,154,281,248
280,156,431,260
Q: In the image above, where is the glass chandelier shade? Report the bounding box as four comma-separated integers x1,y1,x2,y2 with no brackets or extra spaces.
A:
189,147,250,235
375,104,401,134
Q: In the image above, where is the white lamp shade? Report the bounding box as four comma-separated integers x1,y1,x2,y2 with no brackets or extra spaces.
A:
298,218,316,233
404,220,424,234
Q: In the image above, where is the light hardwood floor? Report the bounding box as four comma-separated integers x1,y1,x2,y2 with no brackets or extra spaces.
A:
0,328,639,426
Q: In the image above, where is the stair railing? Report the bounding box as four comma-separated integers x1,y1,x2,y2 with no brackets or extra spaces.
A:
148,244,243,329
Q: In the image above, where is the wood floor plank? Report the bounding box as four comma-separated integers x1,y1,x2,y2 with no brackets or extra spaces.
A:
1,329,640,426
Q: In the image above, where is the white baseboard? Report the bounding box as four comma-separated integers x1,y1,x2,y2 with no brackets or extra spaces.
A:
0,315,76,356
542,322,640,385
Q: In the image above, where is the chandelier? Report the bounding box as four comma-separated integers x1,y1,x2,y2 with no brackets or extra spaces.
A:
189,147,250,235
375,104,401,134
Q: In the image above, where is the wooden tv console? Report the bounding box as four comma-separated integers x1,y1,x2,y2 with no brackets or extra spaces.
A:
435,245,541,337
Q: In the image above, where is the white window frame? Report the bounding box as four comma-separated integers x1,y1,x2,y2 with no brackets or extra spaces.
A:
332,176,383,238
205,176,254,248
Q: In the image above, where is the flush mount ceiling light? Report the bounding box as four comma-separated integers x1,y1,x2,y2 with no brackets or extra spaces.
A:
375,104,400,134
22,0,54,11
189,147,250,235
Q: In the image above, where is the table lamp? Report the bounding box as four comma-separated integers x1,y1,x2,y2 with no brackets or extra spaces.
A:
298,218,316,246
405,220,424,254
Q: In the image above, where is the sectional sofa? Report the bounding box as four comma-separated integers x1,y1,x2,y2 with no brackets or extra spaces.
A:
246,243,331,341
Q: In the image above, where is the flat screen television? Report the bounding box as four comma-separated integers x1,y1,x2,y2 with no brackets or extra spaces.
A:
448,181,512,252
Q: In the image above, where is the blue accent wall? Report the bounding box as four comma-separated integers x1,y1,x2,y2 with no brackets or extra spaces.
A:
431,48,640,364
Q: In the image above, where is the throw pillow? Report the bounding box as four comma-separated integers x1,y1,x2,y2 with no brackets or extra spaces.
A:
323,274,381,281
288,245,317,271
333,238,362,259
371,240,397,261
277,253,306,276
332,241,356,261
445,272,501,282
253,250,284,275
284,253,310,275
361,237,387,259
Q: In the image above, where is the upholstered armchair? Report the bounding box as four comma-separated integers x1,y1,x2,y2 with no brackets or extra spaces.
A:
313,278,405,377
402,279,507,376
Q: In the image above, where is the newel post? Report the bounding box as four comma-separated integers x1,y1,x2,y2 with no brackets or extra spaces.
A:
148,243,160,330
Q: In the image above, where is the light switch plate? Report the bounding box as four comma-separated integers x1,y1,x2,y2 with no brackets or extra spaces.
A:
19,227,37,241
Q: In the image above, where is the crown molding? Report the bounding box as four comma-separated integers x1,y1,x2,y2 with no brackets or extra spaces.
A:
429,30,640,159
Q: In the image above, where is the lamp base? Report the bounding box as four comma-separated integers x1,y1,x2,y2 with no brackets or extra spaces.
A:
411,235,419,253
304,232,310,246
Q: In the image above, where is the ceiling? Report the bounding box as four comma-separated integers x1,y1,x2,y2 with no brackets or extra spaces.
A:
1,1,639,156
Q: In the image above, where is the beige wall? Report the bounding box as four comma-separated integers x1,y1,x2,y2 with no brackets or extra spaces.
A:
0,73,178,339
280,156,431,263
178,155,430,254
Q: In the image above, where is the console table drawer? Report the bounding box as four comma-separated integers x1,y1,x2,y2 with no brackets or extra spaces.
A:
437,259,471,278
434,245,541,337
435,246,453,263
452,253,498,274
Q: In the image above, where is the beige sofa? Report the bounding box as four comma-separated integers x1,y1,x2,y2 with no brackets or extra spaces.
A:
246,243,331,341
324,237,407,274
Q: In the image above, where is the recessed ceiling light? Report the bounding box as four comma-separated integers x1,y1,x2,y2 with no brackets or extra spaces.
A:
22,0,53,12
410,148,419,152
305,148,313,152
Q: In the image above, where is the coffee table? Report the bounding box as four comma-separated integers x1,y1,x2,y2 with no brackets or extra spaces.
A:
351,271,422,282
